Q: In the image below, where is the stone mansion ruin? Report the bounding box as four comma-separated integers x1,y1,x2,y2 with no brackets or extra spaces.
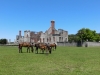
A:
15,20,68,44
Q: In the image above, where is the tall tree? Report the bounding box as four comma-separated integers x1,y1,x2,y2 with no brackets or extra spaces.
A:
0,39,8,44
68,34,79,42
76,28,100,42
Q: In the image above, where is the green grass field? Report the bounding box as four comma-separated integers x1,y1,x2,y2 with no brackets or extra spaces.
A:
0,46,100,75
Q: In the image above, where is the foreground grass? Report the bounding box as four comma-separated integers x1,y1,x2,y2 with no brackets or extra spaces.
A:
0,46,100,75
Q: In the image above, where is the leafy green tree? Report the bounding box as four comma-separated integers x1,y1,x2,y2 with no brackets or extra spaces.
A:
76,28,100,42
0,39,7,44
68,34,79,43
94,33,100,42
68,34,74,42
0,40,1,44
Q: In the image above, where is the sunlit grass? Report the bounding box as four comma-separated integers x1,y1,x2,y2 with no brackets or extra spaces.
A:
0,46,100,75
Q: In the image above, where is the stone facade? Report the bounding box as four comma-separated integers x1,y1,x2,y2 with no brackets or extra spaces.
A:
15,30,42,43
39,20,68,45
15,20,68,44
16,30,31,43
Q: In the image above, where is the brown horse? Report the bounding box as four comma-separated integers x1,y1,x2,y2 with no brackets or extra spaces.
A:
18,42,34,53
49,43,57,51
34,43,51,54
39,43,48,53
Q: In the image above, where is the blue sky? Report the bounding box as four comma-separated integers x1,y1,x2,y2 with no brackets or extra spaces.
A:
0,0,100,42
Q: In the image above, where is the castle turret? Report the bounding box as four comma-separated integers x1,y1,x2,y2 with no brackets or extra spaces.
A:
24,30,30,42
19,30,21,38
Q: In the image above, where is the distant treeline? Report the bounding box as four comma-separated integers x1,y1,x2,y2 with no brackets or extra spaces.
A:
0,39,8,44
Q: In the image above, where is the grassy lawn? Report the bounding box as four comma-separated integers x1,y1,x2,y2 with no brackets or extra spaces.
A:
0,46,100,75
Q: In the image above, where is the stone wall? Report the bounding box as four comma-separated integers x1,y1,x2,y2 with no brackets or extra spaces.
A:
57,42,77,46
82,42,100,47
57,42,100,47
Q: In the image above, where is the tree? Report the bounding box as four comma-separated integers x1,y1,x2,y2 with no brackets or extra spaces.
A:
76,28,100,42
68,34,79,43
95,34,100,42
0,39,7,44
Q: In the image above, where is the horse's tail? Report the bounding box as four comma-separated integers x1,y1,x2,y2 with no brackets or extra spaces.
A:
18,44,20,49
55,44,57,49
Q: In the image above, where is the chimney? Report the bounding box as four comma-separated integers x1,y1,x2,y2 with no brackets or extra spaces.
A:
51,20,55,28
51,20,55,34
19,30,21,37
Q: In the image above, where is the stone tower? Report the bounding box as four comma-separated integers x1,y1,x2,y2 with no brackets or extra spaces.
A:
19,30,21,38
24,30,30,42
51,20,55,34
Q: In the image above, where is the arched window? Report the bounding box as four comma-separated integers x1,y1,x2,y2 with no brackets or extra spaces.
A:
47,38,48,42
40,38,41,43
43,38,44,43
27,34,28,37
53,37,55,42
49,37,51,42
65,38,67,42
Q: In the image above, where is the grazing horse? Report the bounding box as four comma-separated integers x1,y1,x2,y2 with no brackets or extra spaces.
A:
34,43,51,54
49,43,57,51
39,43,48,53
18,42,34,53
34,43,39,54
45,43,52,54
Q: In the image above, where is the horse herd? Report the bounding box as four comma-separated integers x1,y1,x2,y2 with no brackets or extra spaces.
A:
18,42,57,54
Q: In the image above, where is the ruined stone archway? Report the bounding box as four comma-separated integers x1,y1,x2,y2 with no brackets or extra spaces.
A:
47,38,48,42
53,37,55,42
43,38,45,43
